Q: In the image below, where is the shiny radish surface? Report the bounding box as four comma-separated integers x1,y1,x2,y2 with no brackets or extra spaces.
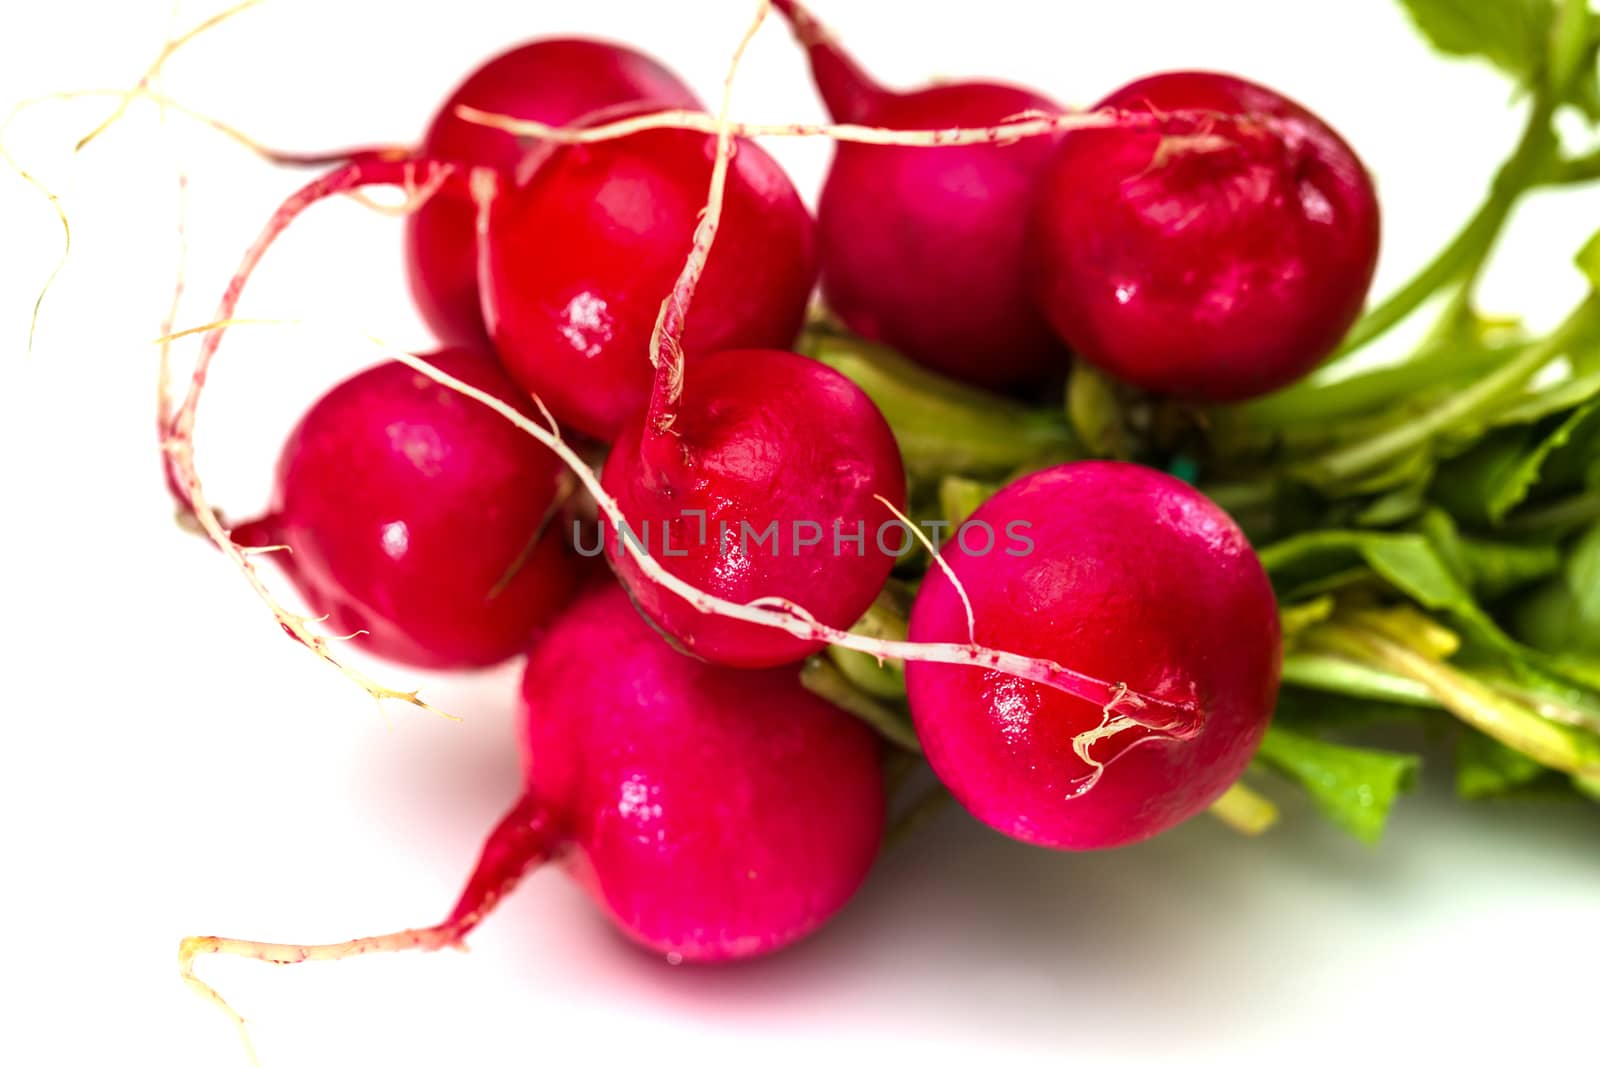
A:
405,38,699,344
601,348,906,668
519,581,886,959
482,121,817,440
233,348,579,669
906,462,1282,849
1028,71,1381,404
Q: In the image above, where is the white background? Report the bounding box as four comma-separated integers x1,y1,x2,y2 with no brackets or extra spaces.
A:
3,1,1599,1064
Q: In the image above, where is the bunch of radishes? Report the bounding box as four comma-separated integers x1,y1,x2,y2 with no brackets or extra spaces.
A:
166,0,1600,1043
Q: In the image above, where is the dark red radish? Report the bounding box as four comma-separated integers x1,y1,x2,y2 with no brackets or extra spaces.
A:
182,581,885,1018
905,461,1281,849
1028,71,1381,404
601,347,906,668
773,0,1065,388
405,39,700,344
232,348,579,669
480,122,817,440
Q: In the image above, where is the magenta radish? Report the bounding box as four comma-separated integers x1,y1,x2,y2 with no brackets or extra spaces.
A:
480,119,817,440
169,161,1176,707
773,0,1066,388
231,347,580,669
600,347,906,668
164,66,1191,723
906,461,1281,849
404,38,700,344
1028,71,1381,403
182,581,885,1006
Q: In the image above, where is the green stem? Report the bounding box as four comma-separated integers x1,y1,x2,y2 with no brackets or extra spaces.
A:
826,599,910,701
1331,95,1557,362
1281,651,1440,707
937,475,997,527
804,333,1076,477
1207,781,1279,835
1546,149,1600,186
1067,363,1132,459
1500,492,1600,536
800,657,921,752
1304,622,1600,775
1199,480,1281,515
1243,337,1522,430
1292,293,1600,488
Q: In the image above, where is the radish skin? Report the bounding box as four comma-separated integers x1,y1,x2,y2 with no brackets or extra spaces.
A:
233,348,581,669
1029,71,1381,403
406,38,700,344
774,0,1067,387
907,462,1282,849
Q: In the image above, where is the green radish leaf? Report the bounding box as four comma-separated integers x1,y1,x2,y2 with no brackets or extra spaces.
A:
1358,534,1492,621
1434,400,1600,524
1512,577,1587,652
1261,528,1537,661
1455,729,1550,798
1432,428,1537,525
1255,724,1420,844
1497,400,1600,517
1578,227,1600,290
1397,0,1554,86
1492,371,1600,425
1418,509,1564,599
1547,0,1599,101
1563,520,1600,631
1356,482,1432,526
1511,524,1600,660
1529,406,1600,493
1260,530,1445,601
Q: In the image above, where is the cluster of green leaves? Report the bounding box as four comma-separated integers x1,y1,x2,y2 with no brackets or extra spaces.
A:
1401,0,1600,110
1208,0,1600,843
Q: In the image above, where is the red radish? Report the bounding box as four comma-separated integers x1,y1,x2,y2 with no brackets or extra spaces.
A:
182,581,885,1018
517,581,883,956
405,39,700,344
232,347,580,669
906,461,1281,849
600,347,906,668
1028,71,1381,404
773,0,1065,388
165,65,1192,722
480,121,817,440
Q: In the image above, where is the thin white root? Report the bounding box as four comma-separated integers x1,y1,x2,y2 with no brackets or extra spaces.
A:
644,0,767,436
874,493,977,647
75,0,268,154
455,102,1258,150
159,161,461,721
8,86,409,166
1065,692,1188,800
